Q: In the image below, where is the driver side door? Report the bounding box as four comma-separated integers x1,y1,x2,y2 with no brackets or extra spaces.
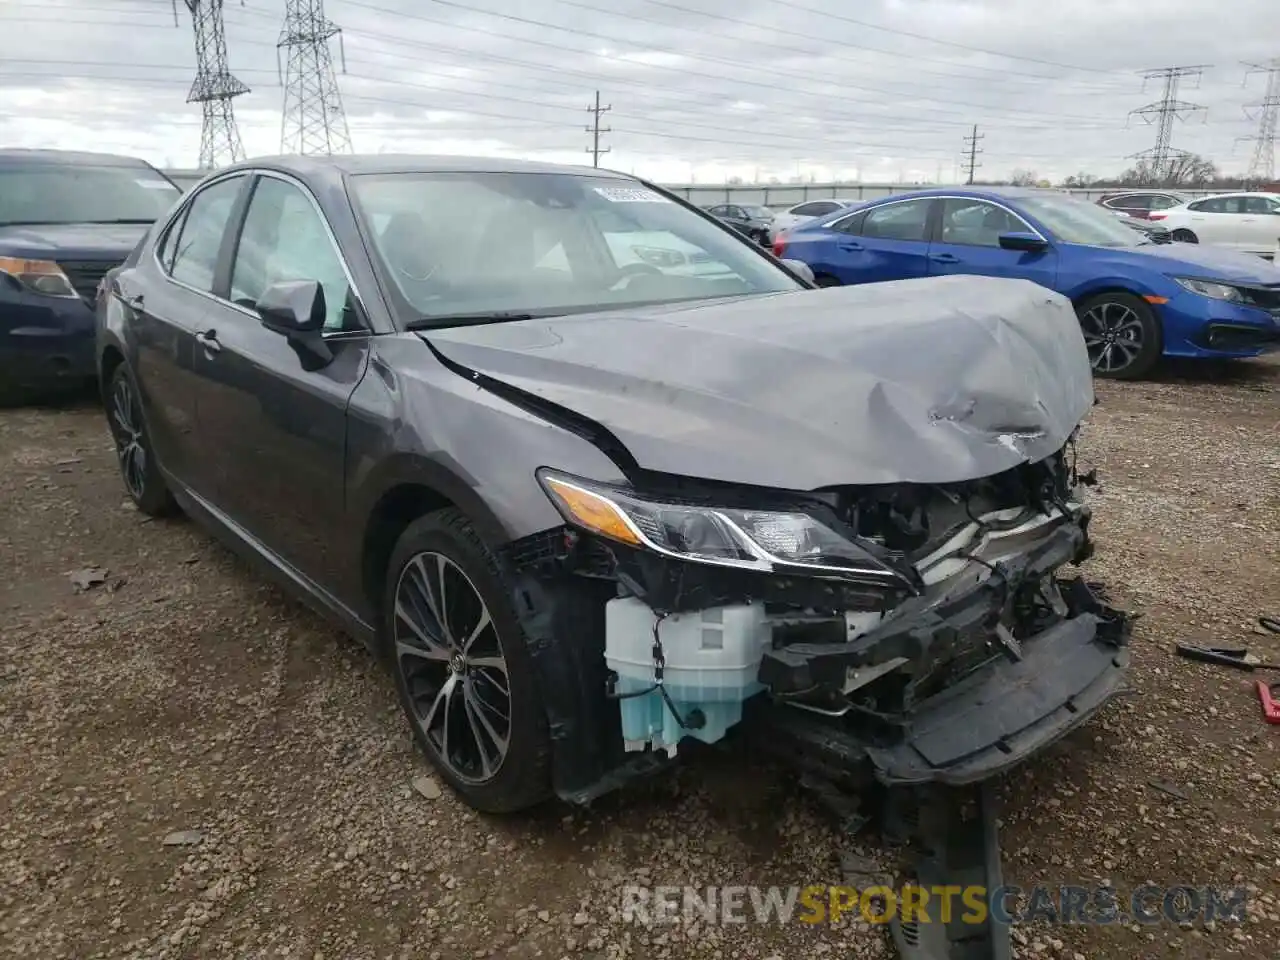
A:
926,198,1058,291
191,171,373,593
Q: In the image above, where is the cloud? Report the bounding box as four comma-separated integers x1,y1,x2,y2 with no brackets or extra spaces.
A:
0,0,1274,183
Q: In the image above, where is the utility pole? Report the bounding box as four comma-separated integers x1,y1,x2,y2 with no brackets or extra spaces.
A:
585,90,611,167
175,0,249,169
1127,65,1209,184
1238,58,1280,185
278,0,353,155
962,124,983,184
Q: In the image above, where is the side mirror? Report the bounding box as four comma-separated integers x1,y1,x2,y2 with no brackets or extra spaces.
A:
781,258,816,285
254,278,333,370
998,231,1049,252
256,278,325,335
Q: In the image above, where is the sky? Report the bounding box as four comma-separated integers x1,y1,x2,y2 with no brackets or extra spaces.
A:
0,0,1275,184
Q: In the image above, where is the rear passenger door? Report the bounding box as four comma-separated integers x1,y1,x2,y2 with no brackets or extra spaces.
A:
827,197,935,284
191,171,372,592
131,172,250,498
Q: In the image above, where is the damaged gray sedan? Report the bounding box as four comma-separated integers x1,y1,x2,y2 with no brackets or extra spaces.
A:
96,156,1129,815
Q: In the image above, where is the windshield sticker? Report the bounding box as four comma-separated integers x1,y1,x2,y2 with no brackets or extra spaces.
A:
136,179,176,190
593,186,671,204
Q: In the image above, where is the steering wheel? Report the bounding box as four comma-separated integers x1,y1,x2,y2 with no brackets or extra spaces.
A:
611,261,663,290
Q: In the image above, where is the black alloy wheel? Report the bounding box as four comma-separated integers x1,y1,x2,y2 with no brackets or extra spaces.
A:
1075,292,1162,381
106,364,178,516
385,509,551,813
1170,229,1198,243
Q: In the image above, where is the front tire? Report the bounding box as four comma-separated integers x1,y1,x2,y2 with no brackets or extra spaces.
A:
1171,229,1198,243
105,363,178,516
814,273,842,288
384,509,552,814
1075,292,1163,380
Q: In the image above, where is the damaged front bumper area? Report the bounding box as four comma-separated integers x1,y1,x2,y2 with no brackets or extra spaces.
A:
756,528,1131,787
502,444,1132,803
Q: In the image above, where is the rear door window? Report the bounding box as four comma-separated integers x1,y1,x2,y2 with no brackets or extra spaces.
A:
861,198,933,242
167,175,248,292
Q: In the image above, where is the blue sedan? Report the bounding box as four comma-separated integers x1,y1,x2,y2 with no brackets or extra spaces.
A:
774,187,1280,379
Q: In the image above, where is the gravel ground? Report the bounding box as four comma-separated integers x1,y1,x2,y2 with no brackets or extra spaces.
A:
1,357,1278,960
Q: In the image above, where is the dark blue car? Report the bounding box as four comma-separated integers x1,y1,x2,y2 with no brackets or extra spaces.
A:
774,187,1280,379
1,149,182,402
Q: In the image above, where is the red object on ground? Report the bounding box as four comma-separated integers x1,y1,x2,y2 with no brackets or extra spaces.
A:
1257,681,1280,724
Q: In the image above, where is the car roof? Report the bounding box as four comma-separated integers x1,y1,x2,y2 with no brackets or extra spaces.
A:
0,147,156,168
215,153,638,184
1102,189,1190,196
860,186,1065,203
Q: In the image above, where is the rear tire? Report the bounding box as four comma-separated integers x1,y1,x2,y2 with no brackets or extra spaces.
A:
1075,292,1163,381
105,363,179,517
1171,229,1198,243
383,509,552,814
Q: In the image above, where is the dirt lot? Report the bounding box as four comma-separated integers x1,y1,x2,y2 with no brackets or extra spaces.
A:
2,358,1279,960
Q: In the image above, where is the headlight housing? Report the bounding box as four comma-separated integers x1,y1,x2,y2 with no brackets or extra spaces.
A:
537,470,910,587
1174,277,1246,304
0,257,79,299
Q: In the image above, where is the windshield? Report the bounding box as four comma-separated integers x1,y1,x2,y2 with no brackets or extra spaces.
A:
0,162,181,226
1017,194,1146,248
349,171,803,326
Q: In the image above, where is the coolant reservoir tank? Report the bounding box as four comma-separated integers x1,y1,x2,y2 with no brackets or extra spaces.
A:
604,597,771,757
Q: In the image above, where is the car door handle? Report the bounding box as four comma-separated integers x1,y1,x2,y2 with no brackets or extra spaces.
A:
195,329,222,354
930,253,960,263
836,239,863,251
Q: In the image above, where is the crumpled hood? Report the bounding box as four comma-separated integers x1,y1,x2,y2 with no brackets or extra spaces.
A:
1099,239,1280,284
422,275,1095,489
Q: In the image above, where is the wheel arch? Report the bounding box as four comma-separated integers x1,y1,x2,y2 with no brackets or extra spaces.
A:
99,344,126,405
356,455,515,649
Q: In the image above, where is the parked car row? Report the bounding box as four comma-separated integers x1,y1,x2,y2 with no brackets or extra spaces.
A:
83,154,1137,817
774,186,1280,380
0,148,182,402
1098,188,1280,258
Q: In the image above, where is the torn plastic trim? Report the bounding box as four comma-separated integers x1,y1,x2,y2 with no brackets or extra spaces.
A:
863,615,1130,786
758,516,1093,698
748,576,1132,788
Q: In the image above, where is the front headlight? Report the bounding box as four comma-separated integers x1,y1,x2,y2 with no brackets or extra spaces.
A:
538,470,908,586
0,257,79,298
1174,277,1246,303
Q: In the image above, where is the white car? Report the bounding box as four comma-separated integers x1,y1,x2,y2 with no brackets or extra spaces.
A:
1148,192,1280,257
770,197,861,234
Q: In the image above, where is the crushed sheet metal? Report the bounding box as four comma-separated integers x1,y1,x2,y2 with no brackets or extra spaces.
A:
423,275,1095,489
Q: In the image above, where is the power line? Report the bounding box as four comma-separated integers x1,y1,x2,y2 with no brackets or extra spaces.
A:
176,0,249,169
338,0,1132,126
550,0,1130,91
0,6,1192,135
278,0,353,155
757,0,1131,77
962,124,984,184
585,90,611,167
1239,58,1280,184
1127,65,1210,182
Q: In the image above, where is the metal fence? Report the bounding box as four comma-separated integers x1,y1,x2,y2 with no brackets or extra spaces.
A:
656,182,1222,209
